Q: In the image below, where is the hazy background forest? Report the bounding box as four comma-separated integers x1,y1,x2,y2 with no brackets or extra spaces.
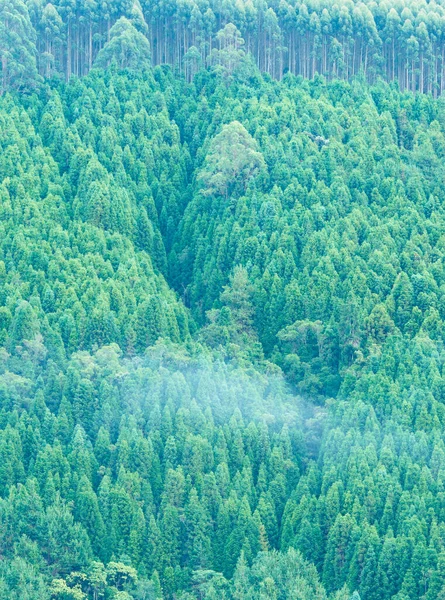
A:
5,0,445,93
2,1,445,599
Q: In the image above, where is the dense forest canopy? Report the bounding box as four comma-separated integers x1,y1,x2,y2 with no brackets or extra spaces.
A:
6,0,445,93
2,0,445,599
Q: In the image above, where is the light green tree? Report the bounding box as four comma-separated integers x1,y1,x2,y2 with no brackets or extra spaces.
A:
198,121,265,198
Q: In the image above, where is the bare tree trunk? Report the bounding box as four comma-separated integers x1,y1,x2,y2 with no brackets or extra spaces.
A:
89,23,93,70
67,21,72,80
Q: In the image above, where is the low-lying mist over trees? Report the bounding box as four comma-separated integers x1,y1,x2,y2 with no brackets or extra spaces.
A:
2,2,445,597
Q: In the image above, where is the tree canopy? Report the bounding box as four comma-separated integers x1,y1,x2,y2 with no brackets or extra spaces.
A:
2,12,445,600
198,121,265,198
94,17,151,72
4,0,445,94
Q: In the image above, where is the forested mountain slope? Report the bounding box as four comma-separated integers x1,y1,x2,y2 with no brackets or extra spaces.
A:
5,0,445,95
0,74,190,358
169,70,445,398
1,39,445,600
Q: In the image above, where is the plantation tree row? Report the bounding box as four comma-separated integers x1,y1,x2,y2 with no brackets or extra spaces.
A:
5,0,445,94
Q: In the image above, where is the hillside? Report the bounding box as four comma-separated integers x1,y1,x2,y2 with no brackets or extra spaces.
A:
1,12,445,600
5,0,445,94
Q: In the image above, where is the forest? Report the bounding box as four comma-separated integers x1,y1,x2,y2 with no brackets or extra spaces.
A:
5,0,445,94
2,0,445,599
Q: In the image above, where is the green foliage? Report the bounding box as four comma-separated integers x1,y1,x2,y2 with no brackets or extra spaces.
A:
12,0,445,94
0,0,40,93
198,121,265,198
232,548,328,599
94,18,151,72
0,342,307,598
2,34,445,600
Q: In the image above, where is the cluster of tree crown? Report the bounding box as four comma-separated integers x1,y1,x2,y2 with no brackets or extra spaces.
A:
0,342,333,599
1,19,445,600
5,0,445,94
